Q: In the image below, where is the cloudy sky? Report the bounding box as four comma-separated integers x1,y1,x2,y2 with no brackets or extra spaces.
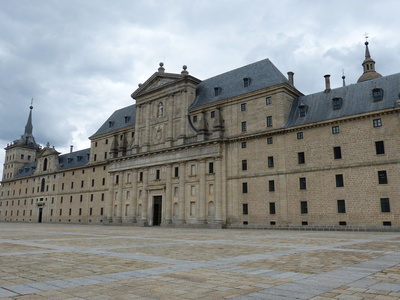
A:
1,0,400,177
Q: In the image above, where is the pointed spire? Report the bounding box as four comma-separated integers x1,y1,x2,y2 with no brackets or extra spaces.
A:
357,39,382,83
25,102,33,135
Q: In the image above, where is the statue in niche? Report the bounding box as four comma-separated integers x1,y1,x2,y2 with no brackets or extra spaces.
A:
157,102,164,117
155,125,162,141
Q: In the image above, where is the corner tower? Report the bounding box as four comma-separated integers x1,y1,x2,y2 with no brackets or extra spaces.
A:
2,104,41,181
357,40,383,83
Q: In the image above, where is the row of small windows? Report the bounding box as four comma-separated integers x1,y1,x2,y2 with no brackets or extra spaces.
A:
242,197,392,217
240,170,390,194
298,89,384,116
192,97,272,124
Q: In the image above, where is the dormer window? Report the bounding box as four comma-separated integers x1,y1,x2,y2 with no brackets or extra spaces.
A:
77,156,82,162
243,77,251,87
332,97,343,110
124,116,131,123
67,158,73,164
298,103,307,117
372,88,383,102
108,121,114,128
214,87,221,96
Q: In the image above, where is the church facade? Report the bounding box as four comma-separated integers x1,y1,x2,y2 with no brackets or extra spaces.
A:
1,42,399,230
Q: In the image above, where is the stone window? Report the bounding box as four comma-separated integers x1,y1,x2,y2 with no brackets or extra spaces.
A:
269,202,276,214
299,177,307,190
267,137,273,144
297,132,303,140
241,103,246,111
266,97,272,105
155,169,160,180
333,146,342,159
301,201,308,214
242,182,248,194
266,116,273,127
268,180,275,192
241,160,247,171
242,203,248,215
241,121,247,132
378,171,388,184
268,156,274,168
193,115,197,123
335,174,344,187
380,198,390,212
373,118,382,127
375,141,385,155
208,162,214,174
241,141,247,148
174,167,179,177
298,152,305,164
337,200,346,213
210,111,216,118
332,126,340,134
139,172,143,182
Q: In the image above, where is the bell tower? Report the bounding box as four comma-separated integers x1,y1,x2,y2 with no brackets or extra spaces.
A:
2,104,41,181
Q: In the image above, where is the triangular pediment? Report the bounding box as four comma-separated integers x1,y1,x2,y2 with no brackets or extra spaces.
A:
38,147,60,158
131,72,185,99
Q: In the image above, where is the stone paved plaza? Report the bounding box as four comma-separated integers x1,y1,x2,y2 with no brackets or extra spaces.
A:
0,224,399,299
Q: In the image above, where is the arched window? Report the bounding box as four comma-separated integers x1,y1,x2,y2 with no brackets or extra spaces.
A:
40,178,45,192
43,158,48,171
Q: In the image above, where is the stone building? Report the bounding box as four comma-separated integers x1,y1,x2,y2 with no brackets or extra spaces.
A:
1,42,399,230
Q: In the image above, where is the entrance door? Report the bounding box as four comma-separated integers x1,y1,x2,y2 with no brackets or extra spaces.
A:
38,207,43,223
153,196,162,226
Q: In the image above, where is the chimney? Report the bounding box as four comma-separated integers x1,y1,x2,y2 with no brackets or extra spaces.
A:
70,145,73,153
324,74,331,93
287,71,294,86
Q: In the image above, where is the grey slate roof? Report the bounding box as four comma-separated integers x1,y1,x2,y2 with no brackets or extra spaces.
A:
91,104,136,137
190,59,290,109
58,148,90,170
285,73,400,128
14,162,37,178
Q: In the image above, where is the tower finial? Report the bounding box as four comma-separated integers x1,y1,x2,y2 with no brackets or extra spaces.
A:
30,98,33,109
342,69,346,87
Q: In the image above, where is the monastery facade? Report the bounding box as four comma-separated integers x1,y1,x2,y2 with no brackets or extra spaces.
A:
1,42,399,230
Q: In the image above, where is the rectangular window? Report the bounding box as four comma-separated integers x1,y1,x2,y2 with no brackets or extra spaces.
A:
101,193,104,201
299,177,307,190
375,141,385,155
242,182,248,194
90,194,93,202
337,200,346,213
241,103,246,111
268,156,274,168
333,146,342,159
335,174,344,187
192,115,197,123
90,208,93,216
174,167,179,177
269,202,276,214
266,97,272,105
241,121,247,132
380,198,390,212
241,141,247,148
266,116,273,127
69,208,72,216
297,132,303,140
373,118,382,127
79,208,82,216
81,180,84,188
102,178,105,185
156,169,160,180
298,152,305,164
91,179,95,187
210,111,216,118
242,203,248,215
269,180,275,192
300,201,308,214
242,160,247,171
332,126,340,134
378,171,388,184
139,172,143,182
267,137,273,144
208,162,214,174
115,175,119,184
100,207,104,215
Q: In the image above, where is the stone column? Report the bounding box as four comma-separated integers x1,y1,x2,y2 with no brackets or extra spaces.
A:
198,159,206,224
178,162,186,223
106,172,114,223
164,164,172,224
130,169,138,223
214,157,223,223
166,94,174,147
116,171,123,223
143,104,150,151
178,91,186,144
142,169,148,224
